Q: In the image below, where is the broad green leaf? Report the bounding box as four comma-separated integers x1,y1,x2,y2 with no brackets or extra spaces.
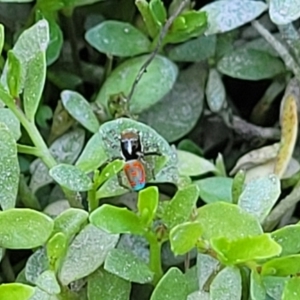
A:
188,291,209,300
0,24,3,56
177,150,216,176
271,224,300,256
275,89,298,178
88,268,131,300
75,131,108,174
96,54,178,115
206,68,225,113
98,118,178,184
137,186,159,226
25,248,49,284
270,0,300,25
0,123,19,210
46,232,67,271
168,35,216,62
263,276,287,300
217,48,285,80
30,128,85,193
104,248,153,284
59,224,119,285
196,202,263,240
210,267,242,300
170,222,202,255
178,139,203,157
211,234,281,265
0,209,53,249
28,287,54,300
195,177,233,204
85,20,150,57
24,51,46,121
0,283,34,300
282,277,300,300
49,164,93,192
96,159,124,187
53,208,88,239
90,204,144,235
36,270,60,295
139,63,205,142
0,108,21,140
61,90,99,133
262,254,300,276
1,20,49,95
200,0,267,35
238,174,280,222
7,50,22,98
250,270,266,300
162,185,198,229
63,0,109,9
150,268,188,300
185,266,199,295
197,253,219,290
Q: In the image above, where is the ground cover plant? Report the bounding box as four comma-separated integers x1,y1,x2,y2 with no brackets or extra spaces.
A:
0,0,300,299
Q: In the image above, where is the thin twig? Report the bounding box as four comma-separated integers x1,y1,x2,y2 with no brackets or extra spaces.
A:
126,0,189,103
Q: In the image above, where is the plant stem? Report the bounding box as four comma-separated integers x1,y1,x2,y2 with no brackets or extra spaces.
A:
88,188,97,212
145,230,163,285
17,144,41,157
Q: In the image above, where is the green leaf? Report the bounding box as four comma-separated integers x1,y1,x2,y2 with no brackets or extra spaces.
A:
269,0,300,25
88,268,131,300
137,186,159,226
1,20,49,95
85,20,150,57
170,222,202,255
177,139,203,157
104,248,154,284
282,277,300,300
23,51,46,121
206,68,226,113
59,224,119,285
231,170,245,204
61,90,99,133
90,204,144,235
7,50,22,98
0,105,21,140
263,276,287,299
188,291,209,300
150,267,188,300
25,248,49,284
177,150,216,177
168,35,216,62
149,0,167,26
36,104,53,129
0,123,19,210
0,24,3,56
139,63,206,142
200,0,267,35
261,254,300,276
75,131,108,174
195,177,233,204
36,270,60,295
211,234,281,265
30,128,85,193
0,283,34,300
0,209,54,249
96,54,178,115
53,208,88,239
250,269,266,300
271,224,300,256
46,232,67,271
49,163,93,192
238,174,280,222
196,253,219,290
96,159,124,187
196,202,263,240
210,267,242,300
162,185,198,229
217,48,285,80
